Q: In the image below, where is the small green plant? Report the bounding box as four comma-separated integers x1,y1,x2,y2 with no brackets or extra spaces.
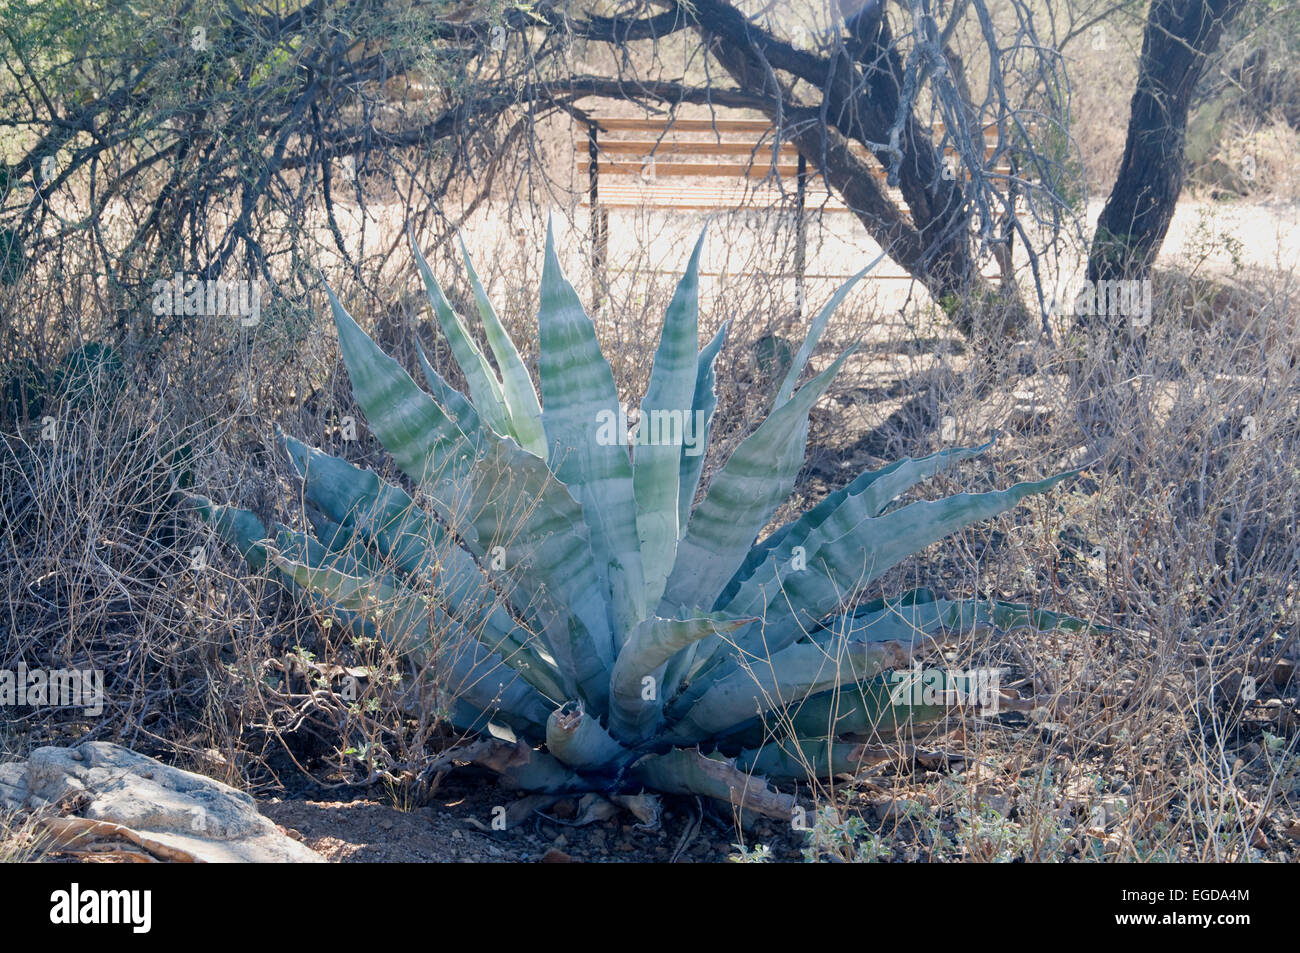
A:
953,803,1034,863
1262,730,1300,794
195,220,1092,819
1186,207,1246,278
728,842,773,863
801,806,889,863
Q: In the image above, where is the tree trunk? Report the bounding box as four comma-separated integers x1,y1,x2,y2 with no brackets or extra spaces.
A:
1086,0,1246,287
696,3,1030,340
1075,1,1245,469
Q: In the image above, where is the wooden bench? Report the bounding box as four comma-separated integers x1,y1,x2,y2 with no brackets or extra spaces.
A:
579,118,839,214
578,117,1016,208
578,116,1021,303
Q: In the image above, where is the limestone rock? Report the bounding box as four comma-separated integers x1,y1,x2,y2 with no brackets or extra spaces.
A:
0,741,323,863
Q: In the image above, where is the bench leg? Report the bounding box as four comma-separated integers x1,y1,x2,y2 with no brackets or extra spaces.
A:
587,122,607,309
795,153,808,319
591,207,608,308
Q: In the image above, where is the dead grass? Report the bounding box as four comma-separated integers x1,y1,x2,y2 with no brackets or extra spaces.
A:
731,250,1300,862
2,156,1298,861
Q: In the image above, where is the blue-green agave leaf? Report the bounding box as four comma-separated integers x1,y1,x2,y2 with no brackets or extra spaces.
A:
538,219,646,643
773,251,884,408
660,346,856,615
325,282,614,707
408,228,512,438
666,637,914,744
722,471,1078,656
677,320,727,535
607,612,749,743
459,233,548,456
635,229,706,608
545,701,631,771
717,442,995,608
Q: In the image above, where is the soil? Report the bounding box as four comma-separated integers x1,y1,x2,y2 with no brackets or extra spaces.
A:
258,777,802,863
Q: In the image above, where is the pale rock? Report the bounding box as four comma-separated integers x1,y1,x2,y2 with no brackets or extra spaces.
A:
0,741,323,863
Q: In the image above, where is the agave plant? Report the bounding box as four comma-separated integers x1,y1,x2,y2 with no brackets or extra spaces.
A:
194,222,1088,819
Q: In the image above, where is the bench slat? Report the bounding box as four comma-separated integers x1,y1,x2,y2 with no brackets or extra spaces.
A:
581,161,1012,182
580,160,803,178
579,138,1004,162
582,186,850,212
589,118,776,133
578,139,802,157
586,118,1021,139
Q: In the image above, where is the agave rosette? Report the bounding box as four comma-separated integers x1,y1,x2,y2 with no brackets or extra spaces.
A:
195,222,1089,818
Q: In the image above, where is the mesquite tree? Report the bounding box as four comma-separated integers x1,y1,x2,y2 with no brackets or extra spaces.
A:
2,0,1076,344
1085,0,1247,290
